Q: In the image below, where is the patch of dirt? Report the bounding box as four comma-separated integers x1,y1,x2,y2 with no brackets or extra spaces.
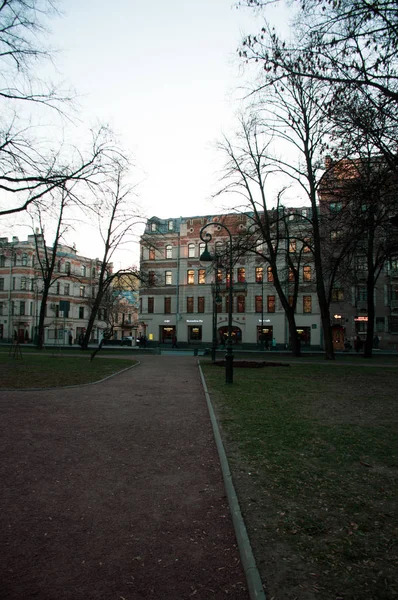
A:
214,360,290,368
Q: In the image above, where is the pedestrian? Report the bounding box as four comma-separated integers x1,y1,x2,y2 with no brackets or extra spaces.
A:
68,331,73,346
271,337,276,350
354,335,361,353
172,335,178,349
344,337,351,352
373,334,379,349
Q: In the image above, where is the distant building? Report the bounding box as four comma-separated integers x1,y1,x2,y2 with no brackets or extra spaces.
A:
0,234,137,344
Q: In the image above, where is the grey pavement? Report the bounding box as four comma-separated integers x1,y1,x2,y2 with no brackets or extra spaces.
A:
0,356,249,600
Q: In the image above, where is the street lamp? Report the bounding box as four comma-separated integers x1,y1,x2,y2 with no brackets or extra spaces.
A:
211,257,222,363
257,272,264,351
200,222,234,384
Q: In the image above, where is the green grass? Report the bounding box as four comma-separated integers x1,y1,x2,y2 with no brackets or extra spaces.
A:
0,353,136,389
201,361,398,600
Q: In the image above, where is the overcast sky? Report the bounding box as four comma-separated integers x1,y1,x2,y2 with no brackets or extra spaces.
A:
4,0,292,267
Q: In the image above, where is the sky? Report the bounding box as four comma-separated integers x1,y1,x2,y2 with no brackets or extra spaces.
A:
2,0,292,268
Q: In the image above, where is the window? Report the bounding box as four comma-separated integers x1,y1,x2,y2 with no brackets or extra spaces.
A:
215,241,224,255
357,286,367,301
65,262,71,275
356,256,367,271
216,298,222,313
237,268,246,283
57,260,61,272
303,296,312,313
330,230,342,242
267,295,275,313
267,266,274,282
189,326,202,341
79,306,84,319
225,295,230,313
12,277,16,290
288,295,294,307
188,243,195,258
198,297,205,313
165,245,172,259
168,220,174,231
330,202,342,213
255,267,263,283
21,277,27,290
81,265,86,276
149,271,155,285
0,304,3,316
165,270,172,285
255,295,263,313
19,301,25,315
187,269,195,284
216,269,223,282
30,279,34,291
146,297,154,313
237,295,245,313
79,286,85,297
92,267,96,278
0,278,4,291
289,240,296,253
331,288,344,301
198,269,206,284
64,283,70,295
303,266,311,282
56,281,60,294
0,255,5,267
55,305,60,318
22,253,28,266
187,297,194,313
303,238,311,252
13,253,16,266
150,222,157,232
164,297,171,313
149,247,155,260
288,268,295,282
376,317,385,333
199,242,206,256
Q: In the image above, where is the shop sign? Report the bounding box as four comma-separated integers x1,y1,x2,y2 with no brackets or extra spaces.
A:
333,314,342,319
355,316,368,322
258,319,271,323
186,319,203,323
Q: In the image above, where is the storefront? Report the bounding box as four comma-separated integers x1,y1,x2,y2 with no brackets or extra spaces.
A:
218,326,242,344
160,325,175,343
188,325,202,342
296,326,311,346
257,325,273,345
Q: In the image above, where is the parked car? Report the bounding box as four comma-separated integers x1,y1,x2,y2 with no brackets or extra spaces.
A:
121,336,133,346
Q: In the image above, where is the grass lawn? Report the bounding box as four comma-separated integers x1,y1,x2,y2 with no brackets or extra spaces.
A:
0,352,136,389
201,360,397,600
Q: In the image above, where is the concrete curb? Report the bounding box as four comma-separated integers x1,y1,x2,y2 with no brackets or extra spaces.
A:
198,363,266,600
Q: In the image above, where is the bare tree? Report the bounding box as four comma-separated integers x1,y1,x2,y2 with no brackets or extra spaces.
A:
81,162,142,349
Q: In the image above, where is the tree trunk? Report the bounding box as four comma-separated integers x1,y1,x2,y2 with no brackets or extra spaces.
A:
286,310,301,357
82,292,103,349
364,272,375,358
36,284,50,350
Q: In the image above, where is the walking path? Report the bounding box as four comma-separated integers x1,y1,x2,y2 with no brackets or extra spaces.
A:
0,356,249,599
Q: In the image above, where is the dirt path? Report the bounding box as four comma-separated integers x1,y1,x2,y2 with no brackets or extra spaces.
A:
0,356,248,599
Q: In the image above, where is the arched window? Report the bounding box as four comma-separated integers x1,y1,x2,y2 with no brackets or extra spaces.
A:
65,261,71,275
81,265,86,277
165,245,172,259
165,270,172,285
199,242,206,256
188,243,195,258
187,269,195,284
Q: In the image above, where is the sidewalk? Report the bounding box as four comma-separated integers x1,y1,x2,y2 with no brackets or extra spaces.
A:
0,356,249,599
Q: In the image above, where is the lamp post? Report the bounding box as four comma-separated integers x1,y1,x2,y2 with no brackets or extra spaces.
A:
211,256,222,363
258,274,264,351
200,222,234,384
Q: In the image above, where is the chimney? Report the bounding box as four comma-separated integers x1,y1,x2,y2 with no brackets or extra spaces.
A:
325,155,333,170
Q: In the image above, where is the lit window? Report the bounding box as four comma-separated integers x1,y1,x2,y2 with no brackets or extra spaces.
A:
267,266,274,282
198,269,206,284
255,267,263,283
303,266,311,282
237,295,245,313
288,268,295,282
237,268,246,283
255,295,263,313
165,245,172,259
165,271,172,285
303,296,312,313
79,286,85,297
187,269,195,284
267,295,275,313
289,240,296,253
188,243,195,258
216,269,223,282
303,238,311,252
149,248,155,260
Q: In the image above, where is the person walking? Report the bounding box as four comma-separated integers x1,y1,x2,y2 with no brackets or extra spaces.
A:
172,335,178,349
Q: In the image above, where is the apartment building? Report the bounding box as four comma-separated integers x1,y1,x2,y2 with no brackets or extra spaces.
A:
139,214,321,348
0,234,137,344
